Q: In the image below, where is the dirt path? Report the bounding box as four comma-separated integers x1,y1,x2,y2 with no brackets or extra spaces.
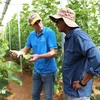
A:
7,71,32,100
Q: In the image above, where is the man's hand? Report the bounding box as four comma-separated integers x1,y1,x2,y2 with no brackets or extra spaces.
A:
72,81,83,91
72,73,94,91
10,50,21,58
29,54,40,62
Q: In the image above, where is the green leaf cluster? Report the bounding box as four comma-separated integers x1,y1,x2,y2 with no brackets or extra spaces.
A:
0,37,22,99
96,94,100,100
67,0,100,47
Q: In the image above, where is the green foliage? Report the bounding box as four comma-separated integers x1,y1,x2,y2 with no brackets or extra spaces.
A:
0,0,2,4
23,54,31,60
96,86,100,90
96,94,100,100
5,4,33,51
90,91,94,100
0,38,8,57
22,53,33,70
0,91,12,99
67,0,100,47
90,95,94,100
1,61,22,72
5,15,19,51
20,4,33,48
94,86,100,100
7,70,22,86
0,38,22,99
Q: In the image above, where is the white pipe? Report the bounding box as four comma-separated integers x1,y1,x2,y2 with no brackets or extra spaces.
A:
17,3,22,67
8,22,12,59
60,0,68,100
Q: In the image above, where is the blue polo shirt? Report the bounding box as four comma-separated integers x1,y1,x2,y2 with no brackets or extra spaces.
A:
63,28,100,97
26,26,57,74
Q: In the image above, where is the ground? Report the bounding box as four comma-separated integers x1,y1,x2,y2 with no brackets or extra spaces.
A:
93,77,100,100
1,57,100,100
6,69,62,100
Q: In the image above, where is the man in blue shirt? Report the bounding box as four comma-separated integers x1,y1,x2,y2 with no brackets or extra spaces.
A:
10,13,57,100
49,8,100,100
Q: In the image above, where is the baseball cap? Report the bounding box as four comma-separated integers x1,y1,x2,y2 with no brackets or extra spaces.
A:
29,13,42,25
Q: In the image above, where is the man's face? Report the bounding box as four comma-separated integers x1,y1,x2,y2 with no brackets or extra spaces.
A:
30,20,43,32
55,18,66,32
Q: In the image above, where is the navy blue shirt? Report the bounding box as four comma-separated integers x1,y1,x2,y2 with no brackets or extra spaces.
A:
26,26,57,74
63,28,100,97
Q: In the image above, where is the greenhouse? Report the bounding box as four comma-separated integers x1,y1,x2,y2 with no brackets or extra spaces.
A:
0,0,100,100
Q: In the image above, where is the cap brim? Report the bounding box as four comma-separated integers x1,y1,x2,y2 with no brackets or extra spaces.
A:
30,17,41,25
49,15,79,28
49,15,62,23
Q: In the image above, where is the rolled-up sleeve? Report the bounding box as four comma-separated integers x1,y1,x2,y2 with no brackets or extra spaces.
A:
86,47,100,76
77,31,100,76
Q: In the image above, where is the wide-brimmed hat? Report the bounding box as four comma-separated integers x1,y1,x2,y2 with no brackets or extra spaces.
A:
29,13,42,25
49,8,79,27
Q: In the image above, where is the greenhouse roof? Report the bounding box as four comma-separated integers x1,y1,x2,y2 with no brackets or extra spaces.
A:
0,0,11,25
0,0,32,26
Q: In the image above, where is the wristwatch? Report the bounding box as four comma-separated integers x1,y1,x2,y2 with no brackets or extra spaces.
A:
79,80,86,86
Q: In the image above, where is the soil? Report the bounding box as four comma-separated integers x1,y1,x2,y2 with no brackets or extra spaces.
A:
93,77,100,100
1,57,100,100
6,69,63,100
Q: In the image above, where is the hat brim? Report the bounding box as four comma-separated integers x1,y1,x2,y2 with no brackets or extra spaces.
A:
49,15,79,28
30,17,41,25
49,15,61,23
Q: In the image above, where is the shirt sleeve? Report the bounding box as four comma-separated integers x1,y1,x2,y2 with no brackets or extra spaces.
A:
86,47,100,76
76,31,100,76
46,29,58,49
25,35,32,48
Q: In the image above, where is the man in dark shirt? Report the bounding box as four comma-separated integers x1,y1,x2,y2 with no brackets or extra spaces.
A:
49,8,100,100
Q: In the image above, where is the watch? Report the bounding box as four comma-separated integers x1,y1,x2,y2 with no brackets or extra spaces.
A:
79,80,86,86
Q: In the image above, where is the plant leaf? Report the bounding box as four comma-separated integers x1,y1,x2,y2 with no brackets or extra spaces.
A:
2,61,22,72
0,79,8,89
23,54,31,60
0,90,12,98
7,71,22,86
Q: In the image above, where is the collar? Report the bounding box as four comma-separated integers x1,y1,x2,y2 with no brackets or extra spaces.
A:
65,27,80,39
34,26,45,36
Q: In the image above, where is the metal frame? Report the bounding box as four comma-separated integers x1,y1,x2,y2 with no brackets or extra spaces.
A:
0,0,11,24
